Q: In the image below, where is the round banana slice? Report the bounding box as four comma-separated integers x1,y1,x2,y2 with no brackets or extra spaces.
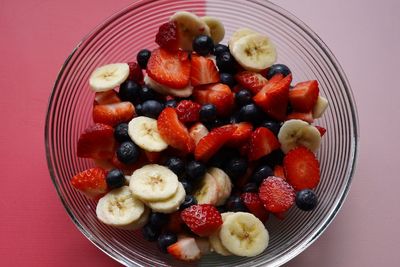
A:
313,96,329,118
128,116,168,152
219,212,269,257
144,75,194,98
146,182,186,213
194,173,220,205
129,164,179,201
231,34,277,72
89,63,129,92
208,168,232,206
117,206,150,231
209,212,234,256
96,186,145,228
228,28,258,48
278,119,321,153
201,16,225,44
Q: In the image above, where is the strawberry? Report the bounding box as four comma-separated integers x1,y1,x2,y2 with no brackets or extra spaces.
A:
226,122,253,147
253,74,292,121
194,125,237,162
144,150,161,163
70,167,108,199
155,21,180,52
175,100,201,123
77,123,115,159
165,211,184,233
274,165,286,179
235,71,268,94
94,90,120,105
248,127,280,161
286,111,314,123
283,146,320,190
147,48,191,89
315,126,326,137
190,55,219,86
157,107,195,153
241,192,269,222
180,204,222,236
193,83,234,117
167,237,201,261
289,80,319,112
92,102,135,127
258,176,295,213
127,62,144,83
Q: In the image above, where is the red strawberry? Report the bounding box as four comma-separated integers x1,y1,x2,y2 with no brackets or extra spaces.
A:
241,192,269,222
226,122,253,147
274,165,286,179
248,127,280,161
167,237,201,261
253,74,292,121
258,176,295,213
176,100,201,123
235,71,268,94
127,62,144,83
94,90,120,105
92,102,135,126
157,107,195,153
180,204,222,237
165,211,184,233
286,111,314,123
283,146,320,190
77,123,115,159
315,126,326,137
194,125,237,162
289,80,319,112
190,55,219,86
70,167,108,199
147,48,191,89
155,21,180,52
193,83,234,117
144,150,161,163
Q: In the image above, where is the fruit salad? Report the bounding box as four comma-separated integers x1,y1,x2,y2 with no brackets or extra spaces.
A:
70,11,329,261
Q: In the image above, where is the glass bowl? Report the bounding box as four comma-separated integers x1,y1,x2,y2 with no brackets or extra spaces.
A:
45,0,359,266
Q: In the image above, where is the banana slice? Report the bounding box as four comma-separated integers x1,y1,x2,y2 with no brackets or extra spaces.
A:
278,119,321,153
313,96,329,118
146,182,186,213
201,16,225,44
228,28,257,48
96,186,145,229
129,164,179,201
189,123,209,145
209,212,234,256
194,173,220,205
170,11,210,51
231,34,277,72
219,212,269,257
144,75,194,98
89,63,129,92
208,168,232,206
128,116,168,152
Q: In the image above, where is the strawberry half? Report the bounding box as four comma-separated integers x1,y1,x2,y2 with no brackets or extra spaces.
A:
77,123,115,159
167,237,201,261
235,71,268,94
241,192,269,222
71,167,108,199
193,83,234,117
248,127,280,161
258,176,295,213
165,211,184,233
274,165,286,179
283,146,320,190
175,100,201,123
180,204,222,237
157,107,195,153
226,122,253,147
315,126,326,137
190,55,219,86
94,90,120,105
144,150,161,163
289,80,319,112
147,48,191,89
127,62,144,83
155,21,180,52
286,111,314,123
92,102,135,127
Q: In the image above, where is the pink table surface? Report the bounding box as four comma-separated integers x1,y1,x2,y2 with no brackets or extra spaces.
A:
1,0,399,266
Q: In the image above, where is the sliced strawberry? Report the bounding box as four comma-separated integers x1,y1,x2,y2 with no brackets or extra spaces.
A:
193,83,234,117
175,100,201,123
155,21,180,52
77,123,115,159
289,80,319,112
190,55,219,86
259,176,295,213
71,167,108,199
189,123,209,145
315,126,326,137
194,125,237,162
144,150,161,163
248,127,280,161
147,48,191,89
235,71,268,94
157,107,195,153
181,204,222,237
165,211,184,233
274,165,286,179
92,102,135,126
286,111,314,123
127,62,144,84
283,146,320,190
167,237,201,261
241,192,269,222
94,90,120,105
226,122,253,147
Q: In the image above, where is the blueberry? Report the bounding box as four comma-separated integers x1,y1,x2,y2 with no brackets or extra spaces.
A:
251,165,273,185
216,52,236,73
229,113,241,124
209,148,239,168
260,149,285,167
260,121,281,135
220,73,236,88
186,160,207,181
180,195,197,210
226,195,247,212
200,104,217,123
141,100,164,119
149,212,169,228
142,224,160,241
213,44,229,57
205,118,225,130
140,86,157,101
105,169,125,189
180,179,193,194
239,104,263,123
119,80,141,103
135,104,143,115
164,157,185,177
224,157,248,180
295,189,318,211
165,99,177,108
243,183,258,193
266,64,291,79
192,35,214,56
114,123,131,142
116,141,140,164
235,89,252,107
137,49,151,69
157,233,177,253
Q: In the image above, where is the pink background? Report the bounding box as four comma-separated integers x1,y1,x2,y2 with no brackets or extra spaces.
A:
1,0,399,266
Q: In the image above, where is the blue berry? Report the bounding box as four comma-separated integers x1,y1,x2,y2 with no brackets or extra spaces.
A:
105,169,125,189
226,195,247,212
213,44,229,57
114,123,131,142
243,183,258,193
209,148,239,168
180,195,197,210
260,121,281,135
220,73,236,88
186,160,207,181
296,189,318,211
229,113,241,124
266,64,291,79
141,100,164,119
180,179,193,194
251,165,273,185
165,99,177,108
260,149,285,167
157,233,178,253
224,157,248,180
142,224,160,241
235,89,252,107
164,157,185,177
140,86,157,101
239,103,263,123
119,80,140,103
149,212,169,228
116,141,140,164
216,52,236,73
193,35,214,56
199,104,217,123
137,49,151,69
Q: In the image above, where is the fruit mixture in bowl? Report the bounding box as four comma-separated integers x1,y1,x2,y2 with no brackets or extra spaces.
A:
71,11,329,262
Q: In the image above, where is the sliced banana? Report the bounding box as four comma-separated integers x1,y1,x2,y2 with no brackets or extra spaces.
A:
313,96,329,118
128,116,168,152
144,75,193,98
228,28,257,48
194,173,220,205
96,186,145,229
201,16,225,44
208,168,232,206
278,119,321,153
129,164,179,202
89,63,129,92
231,34,277,72
219,212,269,257
209,212,234,256
189,123,209,145
146,182,186,213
